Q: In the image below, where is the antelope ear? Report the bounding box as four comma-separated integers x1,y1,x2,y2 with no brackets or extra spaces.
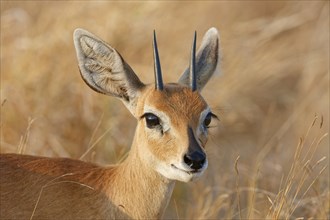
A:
178,27,221,92
73,28,145,115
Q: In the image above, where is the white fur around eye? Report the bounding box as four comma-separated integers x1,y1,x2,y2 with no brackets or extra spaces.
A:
143,105,171,133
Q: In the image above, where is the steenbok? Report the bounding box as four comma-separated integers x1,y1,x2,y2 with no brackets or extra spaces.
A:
0,27,220,219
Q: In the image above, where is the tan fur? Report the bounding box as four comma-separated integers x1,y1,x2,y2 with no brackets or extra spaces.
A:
136,85,208,163
0,84,208,219
1,27,220,219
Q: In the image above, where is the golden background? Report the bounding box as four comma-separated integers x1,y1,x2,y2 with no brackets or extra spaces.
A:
1,1,329,218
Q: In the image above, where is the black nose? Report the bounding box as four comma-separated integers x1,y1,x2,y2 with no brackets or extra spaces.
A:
183,151,206,170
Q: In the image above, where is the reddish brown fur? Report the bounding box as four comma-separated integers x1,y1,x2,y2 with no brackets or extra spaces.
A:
1,25,220,219
139,84,207,124
0,84,208,219
135,84,208,163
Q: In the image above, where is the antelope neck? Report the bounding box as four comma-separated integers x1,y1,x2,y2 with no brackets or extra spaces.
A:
109,134,175,218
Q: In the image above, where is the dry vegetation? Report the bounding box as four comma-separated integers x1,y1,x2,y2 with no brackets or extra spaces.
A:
1,1,329,219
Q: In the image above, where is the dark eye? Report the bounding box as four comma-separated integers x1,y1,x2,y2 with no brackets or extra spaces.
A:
144,113,160,128
204,112,218,128
204,113,212,128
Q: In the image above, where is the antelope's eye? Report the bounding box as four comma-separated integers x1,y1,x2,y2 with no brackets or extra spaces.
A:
144,113,160,128
204,113,212,128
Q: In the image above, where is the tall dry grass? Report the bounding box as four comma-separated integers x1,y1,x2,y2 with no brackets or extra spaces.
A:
1,1,329,219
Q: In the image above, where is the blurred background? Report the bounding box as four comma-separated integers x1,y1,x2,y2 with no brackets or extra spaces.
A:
1,1,329,219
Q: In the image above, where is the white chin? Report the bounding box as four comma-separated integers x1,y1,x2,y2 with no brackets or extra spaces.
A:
155,161,208,182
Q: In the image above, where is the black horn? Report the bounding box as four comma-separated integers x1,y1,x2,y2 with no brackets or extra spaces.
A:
153,30,164,90
190,31,197,91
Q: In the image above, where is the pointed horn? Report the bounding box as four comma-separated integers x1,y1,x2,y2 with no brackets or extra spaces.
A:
190,31,197,91
153,30,164,90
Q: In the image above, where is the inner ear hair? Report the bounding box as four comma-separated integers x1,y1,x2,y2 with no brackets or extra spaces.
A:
73,28,145,113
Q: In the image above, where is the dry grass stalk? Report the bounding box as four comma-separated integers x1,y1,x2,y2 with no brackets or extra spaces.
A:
267,116,328,219
17,117,36,154
234,155,242,220
30,173,94,220
1,1,328,218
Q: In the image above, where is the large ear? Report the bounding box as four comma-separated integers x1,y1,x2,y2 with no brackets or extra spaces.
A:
73,28,145,115
178,27,221,92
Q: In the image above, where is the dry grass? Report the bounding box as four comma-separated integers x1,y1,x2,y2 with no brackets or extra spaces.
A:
1,1,329,219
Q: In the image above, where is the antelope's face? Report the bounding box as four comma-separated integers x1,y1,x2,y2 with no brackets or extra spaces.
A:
74,27,220,182
135,85,216,182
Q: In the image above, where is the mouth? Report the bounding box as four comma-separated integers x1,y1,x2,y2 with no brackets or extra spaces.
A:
171,164,201,175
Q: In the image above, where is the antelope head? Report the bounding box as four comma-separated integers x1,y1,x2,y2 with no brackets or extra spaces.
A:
73,27,220,182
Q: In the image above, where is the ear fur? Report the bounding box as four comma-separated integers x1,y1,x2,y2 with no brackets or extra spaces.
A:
178,27,221,91
73,28,145,114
